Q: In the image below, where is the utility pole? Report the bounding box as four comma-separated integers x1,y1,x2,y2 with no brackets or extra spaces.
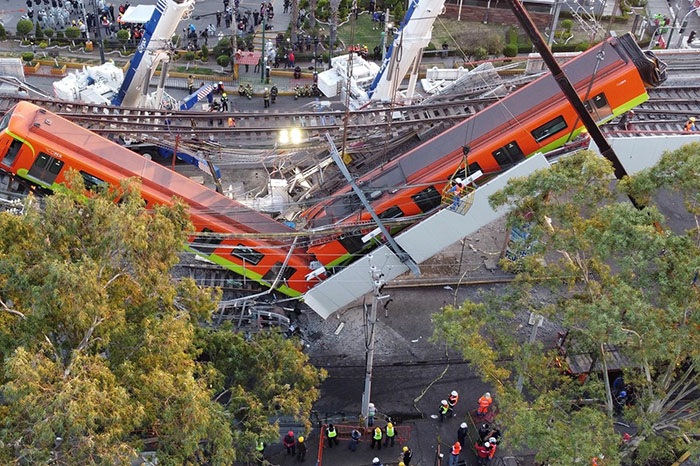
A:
92,0,105,64
547,0,562,47
260,12,266,83
505,0,628,181
360,257,389,426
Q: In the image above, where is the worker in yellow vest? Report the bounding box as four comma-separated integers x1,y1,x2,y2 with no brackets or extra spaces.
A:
384,422,396,447
326,424,339,448
371,426,383,450
255,439,265,466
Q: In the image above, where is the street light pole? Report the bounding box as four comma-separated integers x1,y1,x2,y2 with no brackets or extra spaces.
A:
260,11,266,83
673,5,700,47
92,0,106,64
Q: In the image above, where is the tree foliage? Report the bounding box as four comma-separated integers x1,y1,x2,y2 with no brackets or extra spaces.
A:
0,172,325,464
16,19,33,39
432,148,700,465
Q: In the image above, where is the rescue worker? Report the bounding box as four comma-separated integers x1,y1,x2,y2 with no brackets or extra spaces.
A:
478,423,490,441
371,426,383,449
384,422,396,447
263,87,270,108
449,441,462,466
447,179,464,210
255,439,265,466
477,392,492,417
220,92,229,112
475,441,491,465
283,430,296,455
402,445,413,466
448,390,459,410
439,399,452,421
372,458,383,466
187,74,194,94
368,402,376,426
297,435,307,461
326,424,339,447
457,422,468,447
685,116,697,131
349,428,361,451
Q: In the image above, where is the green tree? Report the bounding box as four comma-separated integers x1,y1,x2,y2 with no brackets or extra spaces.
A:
116,29,130,51
21,52,34,64
0,174,233,464
44,28,54,44
0,23,6,41
198,327,326,459
561,18,574,32
16,19,33,40
64,26,81,47
201,44,209,61
432,148,700,465
216,54,231,68
35,22,43,40
503,43,518,57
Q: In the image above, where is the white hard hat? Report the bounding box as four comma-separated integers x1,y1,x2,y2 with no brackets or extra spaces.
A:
441,400,448,405
485,442,490,447
460,422,468,428
451,390,458,396
489,437,496,443
373,458,380,464
455,178,462,184
368,403,374,408
485,392,491,398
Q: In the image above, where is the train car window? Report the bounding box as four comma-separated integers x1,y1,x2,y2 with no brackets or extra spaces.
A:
231,244,264,265
585,93,612,122
531,116,568,142
492,141,525,167
190,227,223,254
0,109,14,132
28,152,64,185
378,206,404,219
411,186,442,213
262,262,297,284
79,171,106,190
1,139,23,167
339,234,366,255
468,162,482,175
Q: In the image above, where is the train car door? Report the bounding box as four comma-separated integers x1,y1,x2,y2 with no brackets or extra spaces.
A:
584,93,613,122
27,152,64,186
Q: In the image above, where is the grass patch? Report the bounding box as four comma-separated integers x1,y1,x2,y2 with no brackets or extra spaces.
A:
337,15,384,49
174,65,216,75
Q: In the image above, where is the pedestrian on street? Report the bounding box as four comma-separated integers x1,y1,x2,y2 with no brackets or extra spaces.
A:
368,402,376,426
477,392,492,417
187,74,194,94
402,446,413,465
449,441,462,466
439,399,452,421
349,428,361,451
297,435,307,462
283,430,296,455
216,10,222,27
289,51,295,68
384,422,396,447
371,426,383,449
326,424,339,447
458,422,468,447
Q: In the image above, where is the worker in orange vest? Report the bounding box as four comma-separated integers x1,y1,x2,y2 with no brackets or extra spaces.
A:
448,390,459,409
685,117,697,131
477,392,492,417
448,441,461,466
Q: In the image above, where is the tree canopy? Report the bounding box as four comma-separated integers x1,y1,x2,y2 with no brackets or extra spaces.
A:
432,147,700,465
0,173,324,464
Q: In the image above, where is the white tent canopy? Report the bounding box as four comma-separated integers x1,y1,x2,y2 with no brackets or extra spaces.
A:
121,5,156,24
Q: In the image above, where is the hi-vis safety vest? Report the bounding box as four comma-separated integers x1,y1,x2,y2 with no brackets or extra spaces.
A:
328,427,337,438
452,443,462,455
256,441,264,451
440,404,449,414
386,425,395,437
374,429,383,440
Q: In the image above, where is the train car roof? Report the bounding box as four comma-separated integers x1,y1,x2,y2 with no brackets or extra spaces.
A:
321,36,635,221
12,101,292,234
